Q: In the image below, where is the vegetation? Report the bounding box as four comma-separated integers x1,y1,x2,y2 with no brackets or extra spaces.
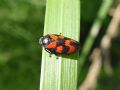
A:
40,0,80,90
0,0,44,90
0,0,120,90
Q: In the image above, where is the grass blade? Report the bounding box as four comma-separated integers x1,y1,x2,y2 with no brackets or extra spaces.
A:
79,0,113,64
40,0,80,90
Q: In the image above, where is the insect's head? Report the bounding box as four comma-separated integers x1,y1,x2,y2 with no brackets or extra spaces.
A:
39,35,52,47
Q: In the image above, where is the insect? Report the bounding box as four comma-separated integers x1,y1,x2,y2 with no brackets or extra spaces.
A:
39,34,80,55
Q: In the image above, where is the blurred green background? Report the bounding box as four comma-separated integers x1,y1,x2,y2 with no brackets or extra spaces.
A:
0,0,120,90
0,0,45,90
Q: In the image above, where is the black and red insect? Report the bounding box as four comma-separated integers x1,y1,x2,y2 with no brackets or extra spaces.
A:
39,34,80,55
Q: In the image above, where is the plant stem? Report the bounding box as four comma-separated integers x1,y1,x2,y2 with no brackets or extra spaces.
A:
79,0,113,65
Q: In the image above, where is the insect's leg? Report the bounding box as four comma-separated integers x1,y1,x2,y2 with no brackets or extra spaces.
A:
59,33,62,35
45,48,53,57
56,57,59,59
49,54,52,57
56,54,61,59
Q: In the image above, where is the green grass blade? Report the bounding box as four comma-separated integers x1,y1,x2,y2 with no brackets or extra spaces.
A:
79,0,113,64
40,0,80,90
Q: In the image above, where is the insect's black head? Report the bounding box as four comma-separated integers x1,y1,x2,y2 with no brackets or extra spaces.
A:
39,35,52,47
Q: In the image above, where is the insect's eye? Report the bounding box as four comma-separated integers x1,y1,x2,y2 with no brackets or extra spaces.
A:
42,37,53,45
39,35,53,45
43,38,49,44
